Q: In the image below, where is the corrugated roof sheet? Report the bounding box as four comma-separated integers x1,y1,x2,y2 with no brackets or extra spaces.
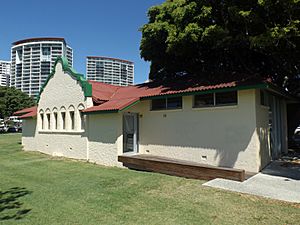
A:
14,106,37,115
16,78,274,117
83,80,239,113
14,106,37,119
83,97,139,112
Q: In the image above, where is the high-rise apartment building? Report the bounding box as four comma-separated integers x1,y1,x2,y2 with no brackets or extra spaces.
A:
0,60,11,87
86,56,134,86
11,37,73,98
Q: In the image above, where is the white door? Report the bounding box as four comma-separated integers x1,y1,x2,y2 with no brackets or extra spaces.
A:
123,113,138,154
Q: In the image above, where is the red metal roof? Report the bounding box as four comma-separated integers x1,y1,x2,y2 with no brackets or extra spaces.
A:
14,106,37,119
15,78,270,117
84,97,139,112
83,79,240,113
89,80,120,103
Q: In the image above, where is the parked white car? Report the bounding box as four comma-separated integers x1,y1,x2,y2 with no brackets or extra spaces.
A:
0,123,8,133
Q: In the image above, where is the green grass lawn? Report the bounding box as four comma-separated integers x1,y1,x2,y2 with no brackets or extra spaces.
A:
0,134,299,225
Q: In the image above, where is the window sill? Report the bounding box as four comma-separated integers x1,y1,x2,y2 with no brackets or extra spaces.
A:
192,105,238,111
150,108,183,113
38,130,85,135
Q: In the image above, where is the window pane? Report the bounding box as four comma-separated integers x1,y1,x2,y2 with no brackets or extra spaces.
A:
167,97,182,109
40,114,44,130
215,91,237,106
70,111,75,130
46,114,50,130
42,47,50,55
54,113,58,130
194,94,214,107
61,112,66,130
151,99,166,110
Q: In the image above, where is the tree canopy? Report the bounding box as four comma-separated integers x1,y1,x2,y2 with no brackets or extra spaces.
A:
140,0,300,94
0,86,36,118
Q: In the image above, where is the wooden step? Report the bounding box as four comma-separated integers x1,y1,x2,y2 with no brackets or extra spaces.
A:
118,154,245,182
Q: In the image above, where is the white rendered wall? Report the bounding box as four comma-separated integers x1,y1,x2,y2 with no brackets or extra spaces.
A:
22,61,89,161
255,90,271,170
87,113,123,167
123,90,261,172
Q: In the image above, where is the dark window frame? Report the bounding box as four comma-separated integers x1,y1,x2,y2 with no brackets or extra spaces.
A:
193,91,238,108
151,96,183,111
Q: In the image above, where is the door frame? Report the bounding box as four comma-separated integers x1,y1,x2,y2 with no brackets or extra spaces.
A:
122,113,139,154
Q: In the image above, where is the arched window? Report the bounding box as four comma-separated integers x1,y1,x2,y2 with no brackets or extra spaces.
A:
60,107,66,130
78,104,85,131
39,109,44,130
45,109,51,130
68,105,75,130
52,108,58,130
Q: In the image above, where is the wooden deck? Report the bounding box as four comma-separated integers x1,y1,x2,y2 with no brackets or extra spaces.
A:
118,154,245,182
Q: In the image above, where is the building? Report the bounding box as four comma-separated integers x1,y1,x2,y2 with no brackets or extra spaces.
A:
0,60,11,86
11,37,73,98
86,56,134,86
15,57,295,175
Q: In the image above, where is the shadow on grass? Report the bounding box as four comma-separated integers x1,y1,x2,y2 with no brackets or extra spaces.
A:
0,187,32,221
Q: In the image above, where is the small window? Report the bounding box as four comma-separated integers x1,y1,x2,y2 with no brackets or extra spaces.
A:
42,47,50,56
193,91,238,108
61,112,66,130
151,99,166,111
53,112,58,130
46,114,50,130
151,97,182,111
40,113,44,130
167,97,182,109
215,91,237,106
194,93,214,108
69,111,75,130
78,104,85,131
80,112,84,130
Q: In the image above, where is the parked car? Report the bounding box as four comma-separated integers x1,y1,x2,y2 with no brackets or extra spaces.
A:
0,124,8,133
8,126,21,133
292,131,300,147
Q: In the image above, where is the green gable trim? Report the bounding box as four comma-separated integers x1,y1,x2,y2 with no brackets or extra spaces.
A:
36,56,92,103
120,100,140,112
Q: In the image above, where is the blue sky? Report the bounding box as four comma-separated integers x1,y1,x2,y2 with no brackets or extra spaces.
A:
0,0,165,84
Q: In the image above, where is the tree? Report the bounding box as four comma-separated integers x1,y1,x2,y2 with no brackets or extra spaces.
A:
0,86,36,118
140,0,300,94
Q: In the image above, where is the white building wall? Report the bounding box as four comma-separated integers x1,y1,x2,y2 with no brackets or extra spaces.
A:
22,61,89,161
0,61,11,86
86,57,134,86
123,90,261,172
11,39,73,98
22,77,282,172
255,90,271,170
87,113,123,166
